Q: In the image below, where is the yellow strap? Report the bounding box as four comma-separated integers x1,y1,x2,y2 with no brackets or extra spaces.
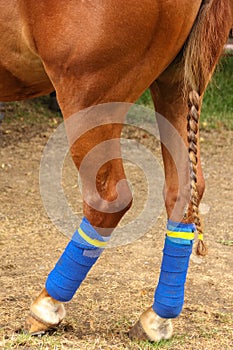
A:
167,230,195,240
198,233,204,241
78,228,107,248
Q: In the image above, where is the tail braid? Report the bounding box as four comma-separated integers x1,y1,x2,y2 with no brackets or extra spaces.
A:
183,0,232,256
187,91,208,256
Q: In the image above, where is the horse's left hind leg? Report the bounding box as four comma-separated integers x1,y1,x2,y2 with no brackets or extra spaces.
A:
129,64,205,342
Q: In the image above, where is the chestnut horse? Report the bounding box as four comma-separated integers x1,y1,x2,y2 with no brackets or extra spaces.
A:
1,0,232,342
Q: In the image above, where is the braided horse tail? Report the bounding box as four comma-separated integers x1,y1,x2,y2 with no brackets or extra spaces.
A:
183,0,232,255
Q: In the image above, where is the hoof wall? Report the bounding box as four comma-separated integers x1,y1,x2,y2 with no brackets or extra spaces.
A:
25,313,57,335
129,307,173,342
25,288,66,335
129,320,151,341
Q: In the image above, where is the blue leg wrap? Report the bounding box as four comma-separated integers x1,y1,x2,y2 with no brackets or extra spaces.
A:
45,217,109,302
152,220,194,318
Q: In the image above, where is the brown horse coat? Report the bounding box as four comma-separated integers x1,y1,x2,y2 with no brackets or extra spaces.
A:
0,0,204,103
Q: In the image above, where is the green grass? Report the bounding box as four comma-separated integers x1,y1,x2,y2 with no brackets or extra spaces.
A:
135,335,186,350
201,56,233,129
0,332,63,349
137,90,153,109
217,239,233,247
3,97,61,125
137,56,233,130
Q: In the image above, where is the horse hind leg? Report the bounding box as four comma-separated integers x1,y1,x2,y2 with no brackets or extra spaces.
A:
25,99,133,335
129,63,205,342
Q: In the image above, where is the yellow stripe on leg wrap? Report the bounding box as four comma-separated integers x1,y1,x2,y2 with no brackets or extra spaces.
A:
167,230,195,240
77,228,108,248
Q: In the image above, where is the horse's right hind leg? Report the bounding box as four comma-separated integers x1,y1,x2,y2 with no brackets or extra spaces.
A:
25,85,133,335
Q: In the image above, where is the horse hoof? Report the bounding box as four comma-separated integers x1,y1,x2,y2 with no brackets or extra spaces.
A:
25,288,66,335
25,313,53,335
129,307,173,342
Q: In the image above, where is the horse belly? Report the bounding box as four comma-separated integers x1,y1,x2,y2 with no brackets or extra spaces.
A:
0,1,53,101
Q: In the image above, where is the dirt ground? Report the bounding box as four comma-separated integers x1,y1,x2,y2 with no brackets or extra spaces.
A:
0,101,232,349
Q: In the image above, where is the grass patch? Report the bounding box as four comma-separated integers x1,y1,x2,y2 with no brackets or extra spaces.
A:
135,335,186,350
137,90,154,110
137,56,233,130
0,332,63,349
2,96,61,126
201,56,233,129
217,239,233,247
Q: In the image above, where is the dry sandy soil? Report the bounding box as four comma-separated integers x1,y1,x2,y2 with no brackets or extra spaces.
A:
0,100,232,349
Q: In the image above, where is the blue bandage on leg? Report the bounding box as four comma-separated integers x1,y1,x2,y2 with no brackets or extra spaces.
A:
45,217,109,302
152,221,194,318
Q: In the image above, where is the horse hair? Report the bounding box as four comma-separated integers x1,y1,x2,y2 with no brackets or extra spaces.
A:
183,0,232,255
